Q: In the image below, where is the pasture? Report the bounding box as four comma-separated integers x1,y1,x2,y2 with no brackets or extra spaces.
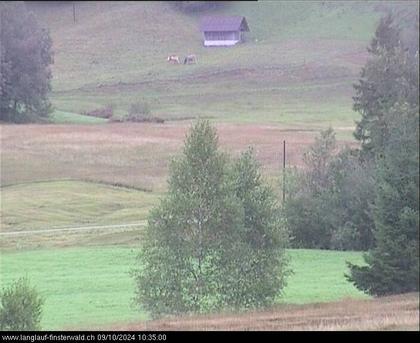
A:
27,1,386,124
0,247,367,330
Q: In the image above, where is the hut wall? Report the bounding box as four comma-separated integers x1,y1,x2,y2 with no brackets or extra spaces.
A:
203,31,240,46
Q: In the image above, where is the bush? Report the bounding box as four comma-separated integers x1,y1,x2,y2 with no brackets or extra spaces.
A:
284,128,337,249
330,223,362,251
126,101,155,122
285,192,332,249
0,277,44,331
111,101,164,123
84,105,114,119
284,129,376,251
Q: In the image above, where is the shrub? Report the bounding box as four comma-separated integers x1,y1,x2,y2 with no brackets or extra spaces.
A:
111,101,164,123
85,105,113,119
0,277,44,331
129,101,152,119
284,130,375,251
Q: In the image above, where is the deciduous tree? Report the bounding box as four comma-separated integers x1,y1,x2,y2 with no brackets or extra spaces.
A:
133,121,289,317
0,2,53,123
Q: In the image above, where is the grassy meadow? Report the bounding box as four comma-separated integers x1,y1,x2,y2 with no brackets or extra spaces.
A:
1,181,157,232
27,1,391,125
49,111,108,124
0,247,367,329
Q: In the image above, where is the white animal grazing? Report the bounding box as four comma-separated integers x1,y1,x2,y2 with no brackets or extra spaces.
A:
167,55,180,64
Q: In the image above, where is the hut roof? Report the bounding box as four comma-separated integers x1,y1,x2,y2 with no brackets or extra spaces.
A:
199,16,250,32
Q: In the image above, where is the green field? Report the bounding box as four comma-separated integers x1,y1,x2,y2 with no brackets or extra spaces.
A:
0,247,368,330
1,181,158,232
49,110,108,124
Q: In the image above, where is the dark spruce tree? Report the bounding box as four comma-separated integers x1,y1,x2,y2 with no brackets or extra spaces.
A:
353,14,419,158
347,103,419,295
346,10,419,295
0,2,53,123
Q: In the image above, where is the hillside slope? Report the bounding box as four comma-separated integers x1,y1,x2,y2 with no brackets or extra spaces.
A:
29,1,413,125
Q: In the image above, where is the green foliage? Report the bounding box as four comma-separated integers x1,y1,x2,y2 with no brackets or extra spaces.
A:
285,128,375,250
0,2,53,123
347,103,419,295
84,104,114,119
347,12,419,296
110,101,164,123
133,121,289,317
285,13,419,252
302,127,337,195
133,120,242,316
0,277,44,331
353,13,419,157
326,149,375,250
227,148,290,308
284,128,337,249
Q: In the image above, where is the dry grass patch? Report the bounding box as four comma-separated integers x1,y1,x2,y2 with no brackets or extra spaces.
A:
107,293,419,331
1,122,356,191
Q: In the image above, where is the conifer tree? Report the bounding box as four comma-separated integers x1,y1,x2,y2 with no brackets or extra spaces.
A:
353,14,419,158
347,103,419,295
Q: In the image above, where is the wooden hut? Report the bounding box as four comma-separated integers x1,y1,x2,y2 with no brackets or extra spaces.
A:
199,16,250,47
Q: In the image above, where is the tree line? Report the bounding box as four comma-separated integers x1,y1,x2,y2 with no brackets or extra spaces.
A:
285,14,419,295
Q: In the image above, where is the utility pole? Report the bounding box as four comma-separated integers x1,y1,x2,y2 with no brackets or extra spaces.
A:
73,3,76,24
282,140,286,203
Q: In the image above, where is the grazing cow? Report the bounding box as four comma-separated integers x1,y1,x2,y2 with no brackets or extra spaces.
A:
167,55,180,64
183,54,197,65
